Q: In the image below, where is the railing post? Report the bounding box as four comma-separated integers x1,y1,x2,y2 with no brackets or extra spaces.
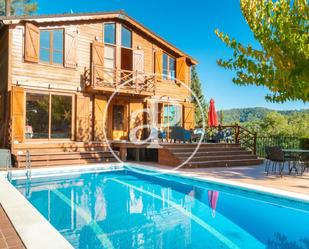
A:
235,124,240,144
253,132,257,155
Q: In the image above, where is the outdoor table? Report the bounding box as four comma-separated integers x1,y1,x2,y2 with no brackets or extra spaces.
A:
282,149,309,175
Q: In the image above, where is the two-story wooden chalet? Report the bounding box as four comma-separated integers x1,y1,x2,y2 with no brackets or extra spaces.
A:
0,11,197,167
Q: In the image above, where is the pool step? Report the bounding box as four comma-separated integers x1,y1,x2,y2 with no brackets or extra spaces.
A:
161,143,263,168
13,151,119,168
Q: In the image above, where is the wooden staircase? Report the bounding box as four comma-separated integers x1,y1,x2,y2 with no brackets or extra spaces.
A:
12,142,118,168
159,143,263,168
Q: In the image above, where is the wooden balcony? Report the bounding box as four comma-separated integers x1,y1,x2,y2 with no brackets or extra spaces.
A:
84,66,156,96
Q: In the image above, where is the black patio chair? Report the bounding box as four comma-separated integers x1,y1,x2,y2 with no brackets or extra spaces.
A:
267,146,286,176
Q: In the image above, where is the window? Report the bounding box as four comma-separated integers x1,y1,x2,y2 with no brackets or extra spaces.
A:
40,29,64,65
26,93,49,139
163,104,182,131
163,53,168,80
25,92,72,139
104,46,116,69
169,57,176,79
162,53,176,80
51,95,72,139
113,105,124,130
104,23,116,44
121,26,132,48
104,46,116,82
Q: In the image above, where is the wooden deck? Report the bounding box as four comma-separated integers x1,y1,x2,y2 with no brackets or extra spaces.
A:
113,142,263,167
11,140,263,168
12,141,118,168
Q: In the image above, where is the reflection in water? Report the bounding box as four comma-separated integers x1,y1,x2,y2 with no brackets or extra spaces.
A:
208,190,219,218
12,171,309,249
266,233,309,249
129,188,143,214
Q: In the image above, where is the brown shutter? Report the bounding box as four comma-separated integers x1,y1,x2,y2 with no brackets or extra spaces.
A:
183,103,194,130
24,23,40,63
92,41,104,84
94,95,107,141
133,50,144,73
11,86,25,142
155,50,163,80
65,27,78,68
76,94,91,142
176,57,187,83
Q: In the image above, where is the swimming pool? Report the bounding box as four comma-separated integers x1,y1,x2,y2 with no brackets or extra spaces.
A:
11,165,309,249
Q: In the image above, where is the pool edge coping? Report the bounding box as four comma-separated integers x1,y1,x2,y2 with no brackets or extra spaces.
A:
128,163,309,203
0,176,74,249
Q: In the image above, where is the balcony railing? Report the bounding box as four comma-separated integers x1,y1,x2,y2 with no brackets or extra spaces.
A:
84,66,156,95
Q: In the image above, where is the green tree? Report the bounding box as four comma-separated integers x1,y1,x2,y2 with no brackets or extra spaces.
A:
215,0,309,102
191,66,207,127
259,112,291,136
0,0,37,16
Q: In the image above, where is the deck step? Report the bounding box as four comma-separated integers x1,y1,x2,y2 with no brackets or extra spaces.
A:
173,150,251,156
178,154,258,162
13,150,118,168
185,158,264,168
161,143,263,168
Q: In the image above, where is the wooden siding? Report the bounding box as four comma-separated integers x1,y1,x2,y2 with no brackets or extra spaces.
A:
6,19,195,145
10,21,191,97
11,23,103,91
0,27,10,148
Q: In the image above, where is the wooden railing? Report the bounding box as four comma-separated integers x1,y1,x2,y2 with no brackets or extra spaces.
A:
205,125,257,154
84,66,156,94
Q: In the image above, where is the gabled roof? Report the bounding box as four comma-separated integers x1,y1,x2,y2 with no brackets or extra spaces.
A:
0,11,197,65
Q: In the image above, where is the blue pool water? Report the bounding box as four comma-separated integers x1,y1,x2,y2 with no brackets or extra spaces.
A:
12,167,309,249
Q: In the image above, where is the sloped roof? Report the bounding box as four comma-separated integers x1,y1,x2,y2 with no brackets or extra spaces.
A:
0,11,197,64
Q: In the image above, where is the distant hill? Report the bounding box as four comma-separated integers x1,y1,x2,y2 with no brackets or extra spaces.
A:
221,107,309,124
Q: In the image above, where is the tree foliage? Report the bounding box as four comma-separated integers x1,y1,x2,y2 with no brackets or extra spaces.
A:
0,0,37,16
191,66,208,127
222,107,309,137
215,0,309,102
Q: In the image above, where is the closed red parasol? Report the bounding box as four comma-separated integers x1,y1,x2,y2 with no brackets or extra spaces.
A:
208,98,218,127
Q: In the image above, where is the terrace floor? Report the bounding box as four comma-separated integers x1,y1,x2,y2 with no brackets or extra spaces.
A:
156,162,309,195
0,205,25,249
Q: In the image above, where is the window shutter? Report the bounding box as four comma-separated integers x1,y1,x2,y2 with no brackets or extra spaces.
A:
92,41,104,85
155,50,163,80
133,50,144,73
24,23,40,63
65,27,78,68
183,103,194,130
94,95,107,141
11,86,25,142
176,57,187,83
76,94,91,142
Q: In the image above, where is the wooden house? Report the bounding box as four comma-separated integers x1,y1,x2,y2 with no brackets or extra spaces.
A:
0,11,197,166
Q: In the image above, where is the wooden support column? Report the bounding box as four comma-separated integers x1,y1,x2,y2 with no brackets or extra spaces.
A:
5,0,11,17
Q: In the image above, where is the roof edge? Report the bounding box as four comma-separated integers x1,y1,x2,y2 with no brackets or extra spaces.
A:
0,11,198,64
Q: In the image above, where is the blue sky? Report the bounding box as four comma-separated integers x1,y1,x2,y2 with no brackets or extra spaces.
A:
36,0,308,111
